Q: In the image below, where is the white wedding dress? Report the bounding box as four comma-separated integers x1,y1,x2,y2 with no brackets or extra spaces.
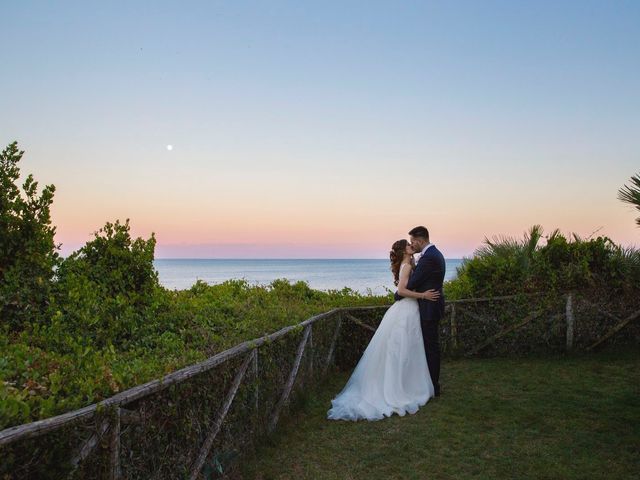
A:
327,268,434,421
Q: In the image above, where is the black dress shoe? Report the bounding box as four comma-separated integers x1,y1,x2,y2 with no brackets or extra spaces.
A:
434,385,441,397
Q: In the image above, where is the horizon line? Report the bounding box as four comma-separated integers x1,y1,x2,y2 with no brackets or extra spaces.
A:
151,257,467,261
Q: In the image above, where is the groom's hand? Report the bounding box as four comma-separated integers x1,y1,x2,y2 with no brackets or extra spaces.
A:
394,291,403,302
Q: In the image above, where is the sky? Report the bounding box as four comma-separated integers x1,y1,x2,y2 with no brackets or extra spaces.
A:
1,0,638,258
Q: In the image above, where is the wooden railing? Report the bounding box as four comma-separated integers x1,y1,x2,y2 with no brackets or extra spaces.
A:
0,306,380,479
1,294,638,479
442,293,640,355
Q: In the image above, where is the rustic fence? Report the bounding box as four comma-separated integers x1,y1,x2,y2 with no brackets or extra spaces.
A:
1,292,639,479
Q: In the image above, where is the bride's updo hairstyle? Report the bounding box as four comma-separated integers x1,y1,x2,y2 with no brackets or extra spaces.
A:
390,239,408,286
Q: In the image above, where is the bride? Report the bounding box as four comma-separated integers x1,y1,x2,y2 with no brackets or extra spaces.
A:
327,239,440,421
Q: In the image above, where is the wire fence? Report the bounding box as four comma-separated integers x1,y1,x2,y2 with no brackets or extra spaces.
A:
1,292,638,479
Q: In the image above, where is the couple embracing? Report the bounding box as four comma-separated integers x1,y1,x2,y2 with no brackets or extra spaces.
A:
327,226,445,421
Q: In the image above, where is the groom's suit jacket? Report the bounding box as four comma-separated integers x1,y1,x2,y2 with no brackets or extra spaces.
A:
394,245,446,321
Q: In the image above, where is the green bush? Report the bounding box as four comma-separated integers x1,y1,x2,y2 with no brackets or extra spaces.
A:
447,226,640,298
0,142,59,331
47,218,160,351
1,277,388,430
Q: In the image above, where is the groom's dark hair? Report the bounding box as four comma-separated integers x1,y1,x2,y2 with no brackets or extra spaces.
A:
408,226,429,240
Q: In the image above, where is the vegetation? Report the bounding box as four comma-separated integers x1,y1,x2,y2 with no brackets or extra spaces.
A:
48,218,159,350
0,142,638,477
445,225,640,300
0,142,59,332
618,172,640,227
1,275,386,430
0,143,388,430
242,349,640,480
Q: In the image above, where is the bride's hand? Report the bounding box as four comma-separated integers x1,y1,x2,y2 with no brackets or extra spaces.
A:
422,289,440,301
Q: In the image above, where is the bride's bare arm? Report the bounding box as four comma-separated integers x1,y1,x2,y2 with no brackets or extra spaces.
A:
397,264,440,301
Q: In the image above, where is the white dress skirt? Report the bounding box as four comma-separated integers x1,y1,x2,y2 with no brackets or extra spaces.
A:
327,297,434,421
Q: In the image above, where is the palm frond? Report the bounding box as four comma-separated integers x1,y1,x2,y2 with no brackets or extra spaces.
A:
618,173,640,226
546,228,562,242
617,173,640,204
476,235,521,258
524,225,543,257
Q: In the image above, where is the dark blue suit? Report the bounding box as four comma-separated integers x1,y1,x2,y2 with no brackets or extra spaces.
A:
394,245,445,393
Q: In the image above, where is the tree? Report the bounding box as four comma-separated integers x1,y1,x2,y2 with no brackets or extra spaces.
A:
0,142,59,330
618,173,640,227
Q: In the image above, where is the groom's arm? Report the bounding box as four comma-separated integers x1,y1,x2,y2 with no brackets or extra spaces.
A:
405,255,432,292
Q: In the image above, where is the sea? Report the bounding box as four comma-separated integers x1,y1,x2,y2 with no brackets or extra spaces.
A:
154,259,465,295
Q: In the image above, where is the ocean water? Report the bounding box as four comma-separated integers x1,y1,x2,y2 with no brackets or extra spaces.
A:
154,259,465,295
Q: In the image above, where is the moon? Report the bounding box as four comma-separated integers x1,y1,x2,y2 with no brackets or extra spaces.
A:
166,144,173,151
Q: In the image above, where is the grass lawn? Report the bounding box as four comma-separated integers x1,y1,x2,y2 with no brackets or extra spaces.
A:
240,349,640,480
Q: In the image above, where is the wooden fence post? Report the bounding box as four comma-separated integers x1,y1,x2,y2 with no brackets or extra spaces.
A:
345,313,376,333
308,323,314,381
466,310,545,356
108,407,121,480
450,304,458,350
189,349,255,480
253,348,259,413
69,418,110,474
324,314,342,374
268,325,311,433
566,293,574,351
587,308,640,351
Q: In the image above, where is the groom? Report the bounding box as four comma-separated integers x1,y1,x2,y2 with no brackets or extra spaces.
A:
394,226,446,396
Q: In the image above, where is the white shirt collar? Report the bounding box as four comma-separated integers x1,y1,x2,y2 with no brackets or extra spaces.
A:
418,243,434,258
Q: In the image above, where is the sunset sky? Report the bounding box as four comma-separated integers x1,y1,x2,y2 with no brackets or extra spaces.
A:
1,1,638,258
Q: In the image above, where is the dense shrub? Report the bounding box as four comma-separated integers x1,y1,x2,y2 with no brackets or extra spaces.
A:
447,225,640,299
0,142,59,331
1,277,388,430
47,218,160,351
